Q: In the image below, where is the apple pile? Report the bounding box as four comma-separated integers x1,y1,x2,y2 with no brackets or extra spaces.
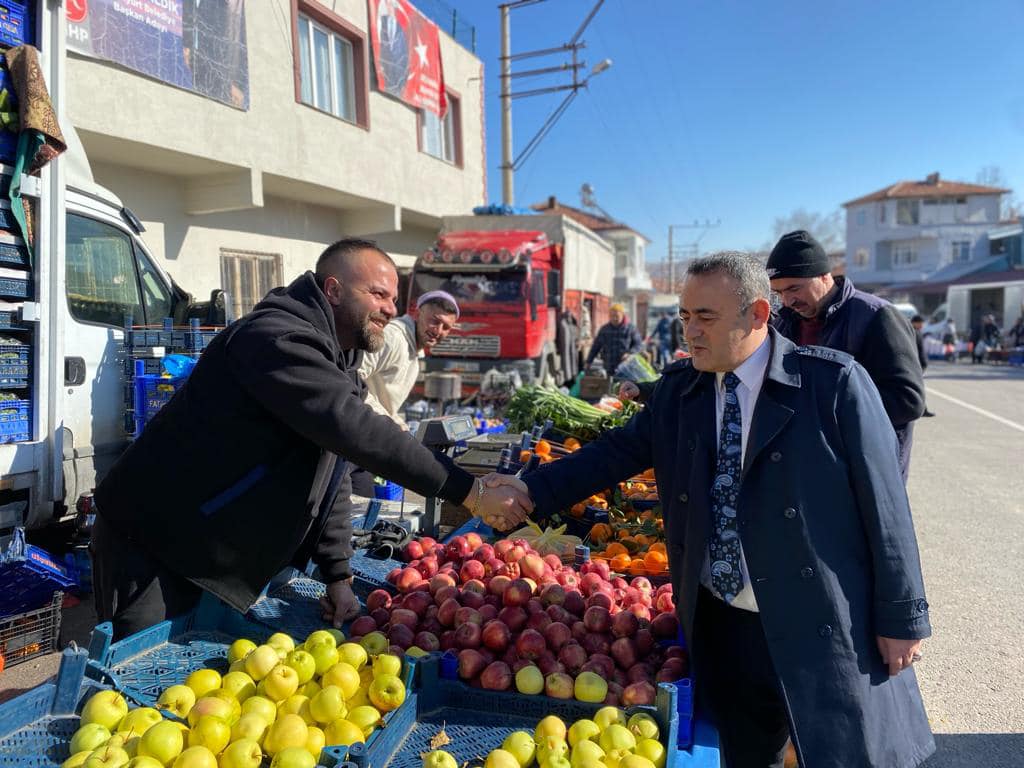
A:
369,534,686,706
61,629,410,768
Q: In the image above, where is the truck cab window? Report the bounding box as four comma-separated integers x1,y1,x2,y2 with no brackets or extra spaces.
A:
66,214,144,328
136,251,174,323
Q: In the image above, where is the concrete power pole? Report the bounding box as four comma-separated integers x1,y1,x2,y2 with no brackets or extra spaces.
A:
667,225,674,295
500,5,514,206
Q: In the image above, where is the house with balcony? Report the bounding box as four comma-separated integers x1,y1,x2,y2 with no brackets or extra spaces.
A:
843,173,1008,313
531,196,652,325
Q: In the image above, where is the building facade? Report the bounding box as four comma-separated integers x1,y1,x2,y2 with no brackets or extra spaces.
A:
67,0,486,317
843,173,1006,305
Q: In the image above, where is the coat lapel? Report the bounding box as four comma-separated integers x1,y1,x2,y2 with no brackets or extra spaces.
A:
743,329,800,478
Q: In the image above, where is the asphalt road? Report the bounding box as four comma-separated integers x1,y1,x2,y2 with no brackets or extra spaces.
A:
912,361,1024,767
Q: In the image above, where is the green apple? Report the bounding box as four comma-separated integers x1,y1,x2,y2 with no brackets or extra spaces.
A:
283,650,316,685
126,758,164,768
156,686,196,720
405,646,428,659
244,646,281,682
186,697,235,728
218,739,262,768
320,663,360,700
170,746,217,768
221,671,256,702
541,756,572,768
322,719,364,747
84,744,130,768
240,696,277,725
336,643,368,672
82,691,129,732
262,714,308,757
184,669,222,700
136,720,183,766
277,695,314,725
227,638,257,665
372,654,402,679
298,680,321,699
422,751,458,768
345,705,381,738
186,715,230,754
367,674,406,713
62,751,93,768
502,731,536,768
117,708,163,738
267,633,296,654
231,713,270,745
357,632,388,657
259,664,299,702
302,631,336,651
269,746,315,768
305,726,325,760
514,665,544,695
305,642,339,677
308,686,347,725
325,629,345,646
573,672,607,704
70,723,112,755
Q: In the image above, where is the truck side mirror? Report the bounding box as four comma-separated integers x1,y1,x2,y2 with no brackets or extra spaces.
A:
547,270,561,308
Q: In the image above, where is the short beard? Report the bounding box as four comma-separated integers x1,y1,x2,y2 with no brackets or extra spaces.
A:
357,320,385,352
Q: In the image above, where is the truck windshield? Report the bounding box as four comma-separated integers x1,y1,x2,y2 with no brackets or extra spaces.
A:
413,270,524,304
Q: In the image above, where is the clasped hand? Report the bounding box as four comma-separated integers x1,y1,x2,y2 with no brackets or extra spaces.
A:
465,474,534,532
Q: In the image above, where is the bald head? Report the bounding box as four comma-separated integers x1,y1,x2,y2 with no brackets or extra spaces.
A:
315,238,399,351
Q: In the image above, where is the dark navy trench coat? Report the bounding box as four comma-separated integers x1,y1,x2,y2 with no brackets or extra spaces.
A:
524,329,935,768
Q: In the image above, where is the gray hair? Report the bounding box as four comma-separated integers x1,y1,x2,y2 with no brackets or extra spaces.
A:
685,251,770,311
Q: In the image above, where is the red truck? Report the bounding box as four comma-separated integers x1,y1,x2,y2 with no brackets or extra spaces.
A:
410,214,615,388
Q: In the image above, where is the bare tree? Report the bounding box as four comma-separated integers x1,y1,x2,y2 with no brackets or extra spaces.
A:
976,166,1019,220
763,208,845,252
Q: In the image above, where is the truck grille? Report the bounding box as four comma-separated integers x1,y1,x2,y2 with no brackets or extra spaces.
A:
431,334,501,358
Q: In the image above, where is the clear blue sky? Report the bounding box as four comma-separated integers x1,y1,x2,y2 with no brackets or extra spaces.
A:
441,0,1024,261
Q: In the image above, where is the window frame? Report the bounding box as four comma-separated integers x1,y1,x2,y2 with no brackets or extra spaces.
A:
220,249,284,319
892,244,918,268
896,199,920,226
951,240,971,263
417,87,463,167
291,0,370,129
854,248,870,267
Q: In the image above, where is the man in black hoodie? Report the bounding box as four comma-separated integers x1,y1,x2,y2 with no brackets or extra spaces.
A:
91,239,530,639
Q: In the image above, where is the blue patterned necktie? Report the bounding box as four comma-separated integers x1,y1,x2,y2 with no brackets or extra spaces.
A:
709,372,745,603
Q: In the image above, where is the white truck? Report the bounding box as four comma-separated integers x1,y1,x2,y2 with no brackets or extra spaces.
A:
0,8,227,540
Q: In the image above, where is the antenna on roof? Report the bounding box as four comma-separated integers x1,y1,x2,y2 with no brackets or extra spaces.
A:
580,182,613,221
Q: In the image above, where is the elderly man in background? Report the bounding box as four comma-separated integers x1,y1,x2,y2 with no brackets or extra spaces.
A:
586,302,644,374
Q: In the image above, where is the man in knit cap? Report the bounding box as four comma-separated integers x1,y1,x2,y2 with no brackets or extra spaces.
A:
767,230,925,480
586,303,644,375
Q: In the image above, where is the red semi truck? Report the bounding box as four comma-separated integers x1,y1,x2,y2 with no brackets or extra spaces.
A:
410,213,615,388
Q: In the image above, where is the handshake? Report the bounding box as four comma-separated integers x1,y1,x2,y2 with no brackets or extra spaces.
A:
464,474,534,532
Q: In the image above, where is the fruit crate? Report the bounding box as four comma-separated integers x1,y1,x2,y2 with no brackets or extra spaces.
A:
317,654,683,768
131,365,187,438
0,276,29,300
0,592,62,670
0,342,29,377
442,515,493,542
0,529,78,617
124,318,219,355
85,592,272,706
0,648,116,768
349,550,402,595
0,238,28,269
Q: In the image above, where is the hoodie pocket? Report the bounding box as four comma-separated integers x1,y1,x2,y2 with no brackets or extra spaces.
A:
199,464,268,517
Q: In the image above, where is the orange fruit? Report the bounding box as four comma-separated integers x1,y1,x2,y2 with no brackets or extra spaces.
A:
604,542,628,558
649,542,667,554
628,560,649,575
519,450,532,464
644,551,668,571
564,438,581,451
610,554,632,572
534,439,552,456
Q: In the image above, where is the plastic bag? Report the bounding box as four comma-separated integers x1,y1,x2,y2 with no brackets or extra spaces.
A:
506,521,582,559
614,353,658,383
162,354,198,378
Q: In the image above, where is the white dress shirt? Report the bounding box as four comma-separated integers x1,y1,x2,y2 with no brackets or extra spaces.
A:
700,335,771,612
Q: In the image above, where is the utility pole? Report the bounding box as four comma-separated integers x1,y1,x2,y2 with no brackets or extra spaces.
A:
667,220,721,294
498,0,611,207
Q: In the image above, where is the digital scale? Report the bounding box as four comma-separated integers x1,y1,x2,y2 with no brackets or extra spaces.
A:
415,414,479,536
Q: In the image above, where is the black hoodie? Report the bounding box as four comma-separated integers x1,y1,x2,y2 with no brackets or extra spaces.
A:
95,272,474,612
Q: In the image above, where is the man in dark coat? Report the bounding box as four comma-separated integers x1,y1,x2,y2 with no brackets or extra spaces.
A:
488,252,934,768
911,315,935,417
767,230,925,481
92,239,530,639
586,303,644,374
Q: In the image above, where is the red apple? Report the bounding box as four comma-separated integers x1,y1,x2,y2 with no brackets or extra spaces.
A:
489,575,511,597
651,612,679,640
419,536,437,551
481,620,512,652
404,591,433,618
388,623,415,649
525,598,544,615
629,604,652,621
371,607,391,628
478,604,498,622
434,585,460,607
589,653,616,678
543,554,562,570
473,543,495,563
665,646,688,661
511,659,534,673
557,642,588,674
416,556,439,579
526,612,551,634
396,568,422,592
440,630,458,651
546,605,572,626
465,532,484,550
429,574,457,596
446,536,472,562
590,560,612,580
421,618,444,637
537,653,565,676
387,567,403,585
622,681,656,705
627,663,653,684
460,560,486,584
414,631,440,652
581,633,610,656
515,629,547,661
584,606,611,634
480,661,512,691
635,629,655,656
563,590,586,617
655,593,675,614
455,622,482,649
404,540,424,562
543,622,573,652
540,583,566,607
519,554,546,582
611,610,640,638
571,621,588,642
366,589,392,612
454,607,483,626
349,616,377,637
457,649,487,680
460,590,485,610
390,608,419,630
494,540,514,558
438,598,460,627
544,672,574,699
497,606,528,633
610,637,638,670
586,592,613,612
503,580,532,607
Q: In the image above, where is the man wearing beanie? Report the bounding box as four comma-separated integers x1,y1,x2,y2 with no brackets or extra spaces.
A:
767,230,925,479
586,303,644,375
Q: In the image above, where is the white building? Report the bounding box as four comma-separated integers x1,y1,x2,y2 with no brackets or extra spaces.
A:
67,0,486,317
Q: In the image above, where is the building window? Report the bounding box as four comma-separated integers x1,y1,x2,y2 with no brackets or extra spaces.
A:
221,250,283,318
896,200,919,225
951,241,971,263
614,241,629,272
856,209,867,227
879,202,886,223
293,2,368,127
892,244,918,268
420,92,462,165
854,248,870,267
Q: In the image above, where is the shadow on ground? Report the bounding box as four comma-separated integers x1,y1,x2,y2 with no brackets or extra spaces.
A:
923,733,1024,768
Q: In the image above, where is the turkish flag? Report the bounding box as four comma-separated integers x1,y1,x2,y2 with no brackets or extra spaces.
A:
368,0,447,117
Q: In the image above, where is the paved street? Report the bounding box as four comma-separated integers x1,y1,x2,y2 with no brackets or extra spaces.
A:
911,362,1024,767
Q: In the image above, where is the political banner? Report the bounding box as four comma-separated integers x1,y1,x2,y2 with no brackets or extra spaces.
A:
66,0,250,110
368,0,446,116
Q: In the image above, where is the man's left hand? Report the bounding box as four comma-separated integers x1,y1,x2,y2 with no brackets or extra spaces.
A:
877,636,923,676
320,579,361,628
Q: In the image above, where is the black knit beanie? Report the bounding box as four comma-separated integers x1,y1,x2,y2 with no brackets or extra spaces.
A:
766,230,830,279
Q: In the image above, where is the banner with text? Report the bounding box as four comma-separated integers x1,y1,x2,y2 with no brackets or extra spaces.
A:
368,0,446,117
66,0,250,109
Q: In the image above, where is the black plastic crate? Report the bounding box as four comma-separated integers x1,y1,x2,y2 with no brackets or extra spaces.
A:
0,591,62,669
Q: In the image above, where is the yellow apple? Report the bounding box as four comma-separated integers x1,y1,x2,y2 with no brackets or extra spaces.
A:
267,633,296,653
345,705,381,738
598,725,635,754
231,713,270,746
320,663,360,701
322,719,364,747
70,724,112,755
305,726,325,760
185,670,222,700
372,654,402,679
422,751,458,768
170,746,217,768
367,675,405,713
302,631,336,651
187,716,230,755
186,697,235,728
221,671,256,702
244,646,280,682
298,680,321,699
569,739,605,768
240,696,277,725
277,695,314,725
259,665,299,702
227,639,257,665
268,746,315,768
283,650,316,685
62,751,93,768
502,731,536,767
83,744,129,768
567,719,600,748
117,708,163,738
483,750,519,768
126,757,164,768
82,691,129,732
262,714,308,757
336,643,368,672
156,686,196,720
305,642,339,677
136,720,184,766
309,686,347,725
593,708,625,732
218,739,262,768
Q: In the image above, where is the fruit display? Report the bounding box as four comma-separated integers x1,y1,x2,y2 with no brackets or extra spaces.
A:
505,387,641,443
502,522,582,560
57,628,411,768
382,533,686,704
461,707,668,768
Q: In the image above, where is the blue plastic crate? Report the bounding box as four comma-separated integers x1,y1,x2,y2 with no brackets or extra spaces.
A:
0,238,27,268
85,592,273,706
123,356,163,377
0,419,28,442
247,577,333,640
0,397,28,422
0,1,31,49
0,648,117,768
0,276,28,299
373,480,404,501
349,549,402,594
0,205,17,231
318,654,682,768
132,369,186,438
0,343,29,377
0,529,77,617
443,515,493,542
0,129,15,165
0,311,23,329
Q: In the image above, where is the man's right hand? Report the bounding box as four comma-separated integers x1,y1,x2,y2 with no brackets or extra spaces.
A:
463,476,533,532
618,381,640,401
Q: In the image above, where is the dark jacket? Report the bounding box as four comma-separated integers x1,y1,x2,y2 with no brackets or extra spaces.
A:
96,273,474,613
914,328,927,371
524,329,934,768
586,320,644,372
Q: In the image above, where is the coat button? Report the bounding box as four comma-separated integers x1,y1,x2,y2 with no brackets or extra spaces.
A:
783,507,796,519
818,624,833,638
687,439,695,451
800,567,814,579
678,492,689,503
916,599,929,612
770,451,783,462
